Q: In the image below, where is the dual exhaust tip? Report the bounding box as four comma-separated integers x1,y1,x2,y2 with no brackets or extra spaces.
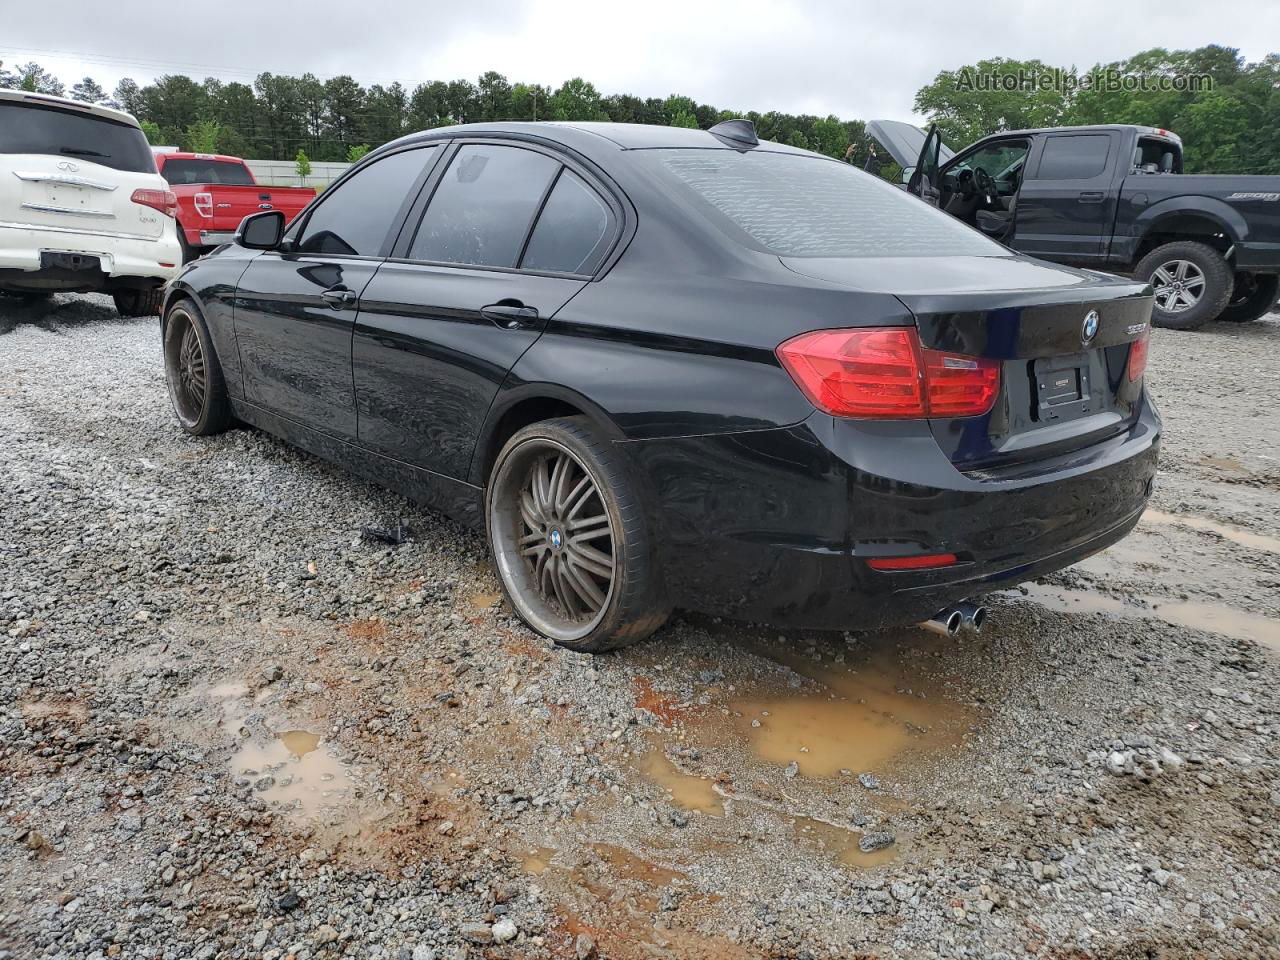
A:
920,601,987,637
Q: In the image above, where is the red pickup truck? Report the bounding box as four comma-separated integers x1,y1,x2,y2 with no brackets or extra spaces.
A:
154,153,316,261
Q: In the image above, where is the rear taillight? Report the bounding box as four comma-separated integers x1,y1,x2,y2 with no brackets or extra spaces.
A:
866,553,958,571
776,327,1000,419
1127,330,1150,382
193,191,214,218
131,188,178,219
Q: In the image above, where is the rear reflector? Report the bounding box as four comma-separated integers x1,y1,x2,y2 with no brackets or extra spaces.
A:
866,553,958,571
776,327,1000,418
1127,330,1150,382
131,188,178,219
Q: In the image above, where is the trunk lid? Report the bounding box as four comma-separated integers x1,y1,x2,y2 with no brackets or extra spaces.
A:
780,254,1153,470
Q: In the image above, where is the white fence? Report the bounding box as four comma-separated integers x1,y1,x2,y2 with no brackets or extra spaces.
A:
245,159,352,189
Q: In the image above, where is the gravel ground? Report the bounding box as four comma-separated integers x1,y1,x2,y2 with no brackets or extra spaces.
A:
1,292,1278,960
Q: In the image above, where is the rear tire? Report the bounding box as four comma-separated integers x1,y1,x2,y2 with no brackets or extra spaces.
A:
1218,272,1279,323
1134,241,1233,330
486,416,670,653
114,287,165,318
162,298,231,436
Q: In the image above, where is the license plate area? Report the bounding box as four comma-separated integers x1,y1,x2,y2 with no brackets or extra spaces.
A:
1033,354,1092,423
41,251,102,272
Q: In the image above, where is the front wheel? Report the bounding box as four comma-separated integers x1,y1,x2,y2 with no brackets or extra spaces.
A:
1134,241,1233,330
486,417,670,652
1218,272,1279,323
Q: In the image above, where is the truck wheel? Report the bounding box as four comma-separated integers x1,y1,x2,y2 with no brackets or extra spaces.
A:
178,231,198,264
1218,273,1279,324
1135,241,1233,330
113,288,165,318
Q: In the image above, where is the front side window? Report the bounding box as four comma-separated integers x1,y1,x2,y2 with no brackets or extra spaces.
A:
950,141,1029,181
1036,135,1111,180
646,149,1007,258
0,101,155,173
296,147,436,257
409,145,559,268
522,171,613,274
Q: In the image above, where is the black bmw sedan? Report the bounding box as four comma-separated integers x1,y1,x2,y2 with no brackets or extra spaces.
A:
160,119,1159,652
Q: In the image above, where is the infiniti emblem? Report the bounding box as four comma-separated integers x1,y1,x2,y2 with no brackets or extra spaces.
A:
56,160,79,172
1081,310,1100,343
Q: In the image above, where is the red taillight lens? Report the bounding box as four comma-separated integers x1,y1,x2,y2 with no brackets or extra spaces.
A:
866,553,958,571
193,191,213,218
776,327,1000,419
131,188,178,218
1127,330,1149,382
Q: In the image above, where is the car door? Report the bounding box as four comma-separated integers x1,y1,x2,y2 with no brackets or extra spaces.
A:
352,140,620,479
1010,132,1118,263
233,146,440,438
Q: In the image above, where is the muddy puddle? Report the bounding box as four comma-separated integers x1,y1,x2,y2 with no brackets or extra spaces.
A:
1011,583,1280,652
638,750,724,815
1141,508,1280,555
210,682,381,837
729,640,973,780
793,816,899,869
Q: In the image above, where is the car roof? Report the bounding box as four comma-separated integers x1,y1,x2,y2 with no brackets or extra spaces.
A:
0,88,143,129
378,120,819,158
976,123,1181,141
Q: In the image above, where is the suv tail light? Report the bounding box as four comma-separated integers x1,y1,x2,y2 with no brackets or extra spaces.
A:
131,188,178,219
776,327,1000,419
193,191,214,218
1127,329,1150,382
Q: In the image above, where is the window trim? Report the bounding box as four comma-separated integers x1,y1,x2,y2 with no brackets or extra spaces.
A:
282,143,445,262
387,136,627,280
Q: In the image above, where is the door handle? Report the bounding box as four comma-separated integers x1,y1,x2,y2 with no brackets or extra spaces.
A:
1077,191,1104,203
321,286,356,308
481,301,540,329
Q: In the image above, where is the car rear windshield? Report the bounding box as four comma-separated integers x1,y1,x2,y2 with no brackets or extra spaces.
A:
644,149,1006,258
160,158,256,185
0,100,155,173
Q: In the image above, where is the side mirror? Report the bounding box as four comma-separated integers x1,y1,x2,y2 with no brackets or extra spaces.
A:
236,210,286,250
901,166,915,185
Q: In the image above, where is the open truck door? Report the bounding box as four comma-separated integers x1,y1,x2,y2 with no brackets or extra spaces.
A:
864,120,955,204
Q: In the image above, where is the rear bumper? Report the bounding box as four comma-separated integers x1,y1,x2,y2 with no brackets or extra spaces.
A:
624,395,1160,630
0,222,180,291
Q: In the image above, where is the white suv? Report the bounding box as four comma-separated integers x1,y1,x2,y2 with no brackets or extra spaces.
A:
0,90,182,316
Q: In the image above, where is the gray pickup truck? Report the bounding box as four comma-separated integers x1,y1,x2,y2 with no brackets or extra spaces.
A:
867,120,1280,329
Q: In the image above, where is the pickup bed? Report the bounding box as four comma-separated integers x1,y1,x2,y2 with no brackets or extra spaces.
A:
155,153,315,262
868,120,1280,329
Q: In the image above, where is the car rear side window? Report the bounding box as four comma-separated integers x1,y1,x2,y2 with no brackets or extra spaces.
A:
649,149,1005,258
160,158,255,185
1035,135,1111,180
409,145,559,268
296,147,436,257
521,170,613,274
0,100,155,173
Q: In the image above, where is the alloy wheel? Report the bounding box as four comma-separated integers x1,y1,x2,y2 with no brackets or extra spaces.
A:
167,309,207,425
490,439,617,642
1151,259,1205,313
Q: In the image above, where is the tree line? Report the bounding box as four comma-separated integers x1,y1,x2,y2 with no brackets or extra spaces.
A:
2,44,1276,174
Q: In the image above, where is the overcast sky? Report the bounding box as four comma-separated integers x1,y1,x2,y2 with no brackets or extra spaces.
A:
4,0,1278,123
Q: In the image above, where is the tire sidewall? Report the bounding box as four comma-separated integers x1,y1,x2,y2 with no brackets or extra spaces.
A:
1220,273,1280,323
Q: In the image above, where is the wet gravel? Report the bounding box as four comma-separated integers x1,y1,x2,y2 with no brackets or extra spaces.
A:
1,292,1279,959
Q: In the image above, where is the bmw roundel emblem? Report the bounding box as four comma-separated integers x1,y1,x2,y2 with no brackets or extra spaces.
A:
549,529,563,549
1081,310,1100,343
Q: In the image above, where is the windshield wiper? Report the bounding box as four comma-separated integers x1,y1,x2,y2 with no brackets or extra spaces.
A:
61,147,110,158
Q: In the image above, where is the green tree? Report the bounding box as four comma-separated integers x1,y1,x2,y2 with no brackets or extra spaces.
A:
185,119,223,153
346,143,371,163
670,109,698,129
114,78,144,116
476,71,512,120
70,77,106,104
914,57,1070,146
550,77,608,121
14,62,64,96
294,148,312,183
139,120,164,145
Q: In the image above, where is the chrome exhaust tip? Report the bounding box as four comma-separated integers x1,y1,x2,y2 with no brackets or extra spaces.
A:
919,608,963,636
954,601,988,634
